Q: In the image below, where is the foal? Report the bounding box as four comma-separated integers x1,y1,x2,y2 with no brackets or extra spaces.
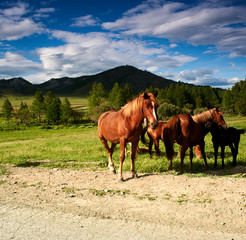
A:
205,121,245,168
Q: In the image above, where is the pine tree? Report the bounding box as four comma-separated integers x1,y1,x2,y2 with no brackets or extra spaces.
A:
234,80,246,115
88,82,107,112
109,82,120,107
61,97,72,125
32,91,45,123
115,88,125,109
222,90,233,112
17,101,30,125
46,96,61,126
2,99,14,123
195,95,203,108
123,83,133,103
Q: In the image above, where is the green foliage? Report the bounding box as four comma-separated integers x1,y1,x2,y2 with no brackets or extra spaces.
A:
88,82,107,111
46,95,61,126
61,98,72,125
2,98,14,123
32,91,45,123
157,102,179,120
16,101,31,125
88,82,133,122
222,79,246,115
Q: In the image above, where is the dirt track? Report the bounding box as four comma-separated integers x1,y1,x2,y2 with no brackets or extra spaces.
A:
0,166,246,239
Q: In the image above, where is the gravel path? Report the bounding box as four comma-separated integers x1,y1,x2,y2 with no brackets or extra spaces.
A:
0,166,246,239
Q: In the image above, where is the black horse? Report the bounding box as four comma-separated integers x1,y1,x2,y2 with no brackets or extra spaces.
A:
205,122,245,168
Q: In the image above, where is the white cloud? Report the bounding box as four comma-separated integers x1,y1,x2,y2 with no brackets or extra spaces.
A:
0,3,44,40
160,67,240,88
169,43,177,48
0,52,42,77
0,2,28,17
102,1,246,57
71,15,100,27
26,30,196,83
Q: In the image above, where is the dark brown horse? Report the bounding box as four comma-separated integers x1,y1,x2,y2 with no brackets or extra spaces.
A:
98,92,158,181
141,121,202,159
163,107,227,173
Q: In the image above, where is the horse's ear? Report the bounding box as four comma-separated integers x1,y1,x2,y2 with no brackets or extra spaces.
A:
143,92,149,99
153,91,158,97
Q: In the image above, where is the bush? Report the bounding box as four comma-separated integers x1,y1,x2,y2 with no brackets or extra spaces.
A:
157,102,179,119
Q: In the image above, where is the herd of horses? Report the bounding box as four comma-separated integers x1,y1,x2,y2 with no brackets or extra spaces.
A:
98,92,245,181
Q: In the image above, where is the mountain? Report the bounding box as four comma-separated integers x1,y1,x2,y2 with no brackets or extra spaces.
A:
0,77,39,96
0,65,181,96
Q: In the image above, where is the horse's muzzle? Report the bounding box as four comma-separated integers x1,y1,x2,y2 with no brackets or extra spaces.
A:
150,122,158,130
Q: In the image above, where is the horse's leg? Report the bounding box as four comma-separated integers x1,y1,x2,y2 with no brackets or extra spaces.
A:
179,145,188,173
99,137,116,173
154,139,161,157
189,146,194,171
221,145,225,168
229,143,236,167
213,143,218,168
118,139,126,181
148,136,153,158
130,141,138,179
109,143,117,173
200,142,209,170
232,139,239,167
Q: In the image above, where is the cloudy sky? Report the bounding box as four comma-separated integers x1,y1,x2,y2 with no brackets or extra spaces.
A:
0,0,245,88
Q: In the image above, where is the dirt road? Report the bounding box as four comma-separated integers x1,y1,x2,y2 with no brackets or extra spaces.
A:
0,166,246,239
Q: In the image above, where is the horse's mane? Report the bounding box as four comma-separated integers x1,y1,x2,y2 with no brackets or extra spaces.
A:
121,96,143,117
121,93,157,118
192,108,220,124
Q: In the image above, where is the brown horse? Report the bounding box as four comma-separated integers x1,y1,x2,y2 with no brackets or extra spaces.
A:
141,121,167,158
163,107,227,173
98,92,158,181
141,121,202,159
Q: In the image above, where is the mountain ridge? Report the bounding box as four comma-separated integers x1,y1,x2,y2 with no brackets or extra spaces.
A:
0,65,191,96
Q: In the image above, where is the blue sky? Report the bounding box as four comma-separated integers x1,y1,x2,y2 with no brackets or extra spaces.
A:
0,0,245,88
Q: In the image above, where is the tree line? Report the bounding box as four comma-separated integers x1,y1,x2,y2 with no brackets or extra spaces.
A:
1,79,245,126
88,79,246,121
1,91,84,126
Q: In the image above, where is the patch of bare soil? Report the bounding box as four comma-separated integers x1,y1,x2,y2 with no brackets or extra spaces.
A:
0,166,246,239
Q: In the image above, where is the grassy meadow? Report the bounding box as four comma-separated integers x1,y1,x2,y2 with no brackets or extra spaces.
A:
0,114,246,177
0,96,88,109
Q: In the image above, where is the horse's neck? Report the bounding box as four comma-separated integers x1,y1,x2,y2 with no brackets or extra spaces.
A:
131,112,144,128
123,110,143,130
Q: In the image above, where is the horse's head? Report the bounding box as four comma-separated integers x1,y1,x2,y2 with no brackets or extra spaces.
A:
142,92,158,130
212,107,227,128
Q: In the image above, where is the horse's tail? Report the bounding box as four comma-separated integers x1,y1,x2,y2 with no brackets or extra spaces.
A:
163,127,175,160
141,126,149,146
176,118,182,139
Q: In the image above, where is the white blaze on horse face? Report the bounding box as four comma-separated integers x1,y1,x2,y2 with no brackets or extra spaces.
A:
152,101,157,121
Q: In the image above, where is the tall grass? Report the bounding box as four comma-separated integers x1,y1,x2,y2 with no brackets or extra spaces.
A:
0,117,245,176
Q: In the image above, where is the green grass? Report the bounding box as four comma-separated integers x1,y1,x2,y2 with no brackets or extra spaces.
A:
0,96,88,109
0,117,245,177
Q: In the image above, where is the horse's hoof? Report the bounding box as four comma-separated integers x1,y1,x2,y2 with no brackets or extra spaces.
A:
110,169,116,174
118,177,124,183
132,173,139,179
